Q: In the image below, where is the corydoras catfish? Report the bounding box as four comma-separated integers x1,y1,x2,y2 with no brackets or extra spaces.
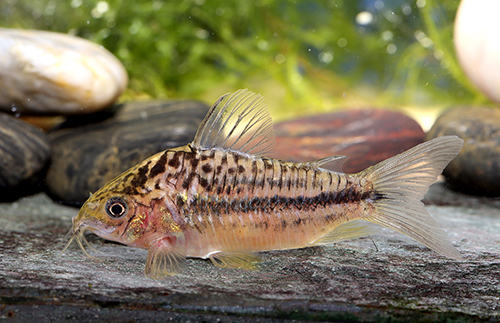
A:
62,89,464,279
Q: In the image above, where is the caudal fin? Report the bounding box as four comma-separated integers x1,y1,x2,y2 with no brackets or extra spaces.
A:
356,136,464,260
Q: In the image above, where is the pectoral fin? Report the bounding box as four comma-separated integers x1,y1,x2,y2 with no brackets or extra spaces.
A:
310,220,379,246
145,238,186,279
208,251,261,271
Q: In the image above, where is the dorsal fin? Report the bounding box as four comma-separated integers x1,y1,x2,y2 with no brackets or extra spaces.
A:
304,155,349,172
191,89,275,156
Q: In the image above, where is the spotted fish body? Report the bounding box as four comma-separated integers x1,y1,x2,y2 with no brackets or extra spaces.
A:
116,147,369,256
64,90,464,279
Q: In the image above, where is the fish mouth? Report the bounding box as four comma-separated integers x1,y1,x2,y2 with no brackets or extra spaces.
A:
58,223,99,260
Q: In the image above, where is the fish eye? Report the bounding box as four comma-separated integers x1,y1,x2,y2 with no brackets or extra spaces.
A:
105,197,128,219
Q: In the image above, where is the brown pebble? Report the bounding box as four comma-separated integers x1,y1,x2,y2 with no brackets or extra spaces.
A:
0,113,50,188
426,107,500,196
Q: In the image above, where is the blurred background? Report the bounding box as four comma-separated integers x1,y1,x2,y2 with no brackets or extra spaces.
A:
0,0,491,129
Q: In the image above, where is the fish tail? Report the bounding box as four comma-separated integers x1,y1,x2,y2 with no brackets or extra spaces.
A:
356,136,464,260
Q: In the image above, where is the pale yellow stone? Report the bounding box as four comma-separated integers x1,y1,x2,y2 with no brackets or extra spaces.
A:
0,28,128,114
454,0,500,103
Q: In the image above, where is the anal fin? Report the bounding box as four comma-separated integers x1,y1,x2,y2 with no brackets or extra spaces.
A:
310,220,379,246
208,251,260,271
145,238,186,279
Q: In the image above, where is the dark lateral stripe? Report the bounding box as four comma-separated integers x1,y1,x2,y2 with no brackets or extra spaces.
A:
183,185,384,216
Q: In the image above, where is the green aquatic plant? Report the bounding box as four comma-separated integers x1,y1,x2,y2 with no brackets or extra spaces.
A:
0,0,490,119
382,0,486,106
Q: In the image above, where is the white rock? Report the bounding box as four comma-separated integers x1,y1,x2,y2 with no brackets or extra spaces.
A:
0,28,128,115
454,0,500,103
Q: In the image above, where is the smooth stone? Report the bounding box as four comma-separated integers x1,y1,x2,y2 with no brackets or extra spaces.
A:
426,107,500,195
271,109,425,173
46,100,210,204
454,0,500,103
0,28,128,115
0,113,50,188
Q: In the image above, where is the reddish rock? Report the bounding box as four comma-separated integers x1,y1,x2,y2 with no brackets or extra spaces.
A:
271,109,425,173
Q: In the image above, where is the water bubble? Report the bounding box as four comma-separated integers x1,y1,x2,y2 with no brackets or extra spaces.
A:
381,30,393,42
91,1,109,19
337,38,348,48
402,5,412,15
152,1,162,11
32,10,42,19
216,7,225,16
106,18,116,28
45,1,57,15
433,49,444,60
356,11,373,25
420,37,433,48
416,0,426,8
257,40,269,51
98,28,111,39
386,43,397,55
71,0,82,9
118,47,130,59
440,60,450,69
275,54,286,64
384,10,400,24
96,1,109,14
374,0,384,10
44,16,54,26
414,30,426,41
318,51,334,64
128,20,142,35
196,29,209,39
